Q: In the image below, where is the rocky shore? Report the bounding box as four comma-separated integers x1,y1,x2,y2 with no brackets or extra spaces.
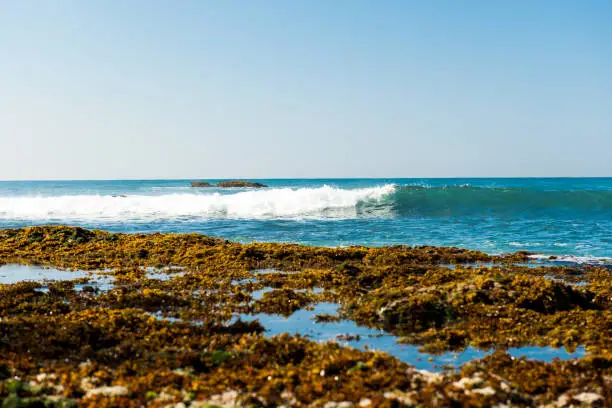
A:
0,226,609,407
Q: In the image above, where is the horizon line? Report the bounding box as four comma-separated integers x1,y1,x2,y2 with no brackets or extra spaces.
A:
1,176,611,182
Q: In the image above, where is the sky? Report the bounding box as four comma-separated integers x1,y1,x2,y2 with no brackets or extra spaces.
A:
1,0,611,180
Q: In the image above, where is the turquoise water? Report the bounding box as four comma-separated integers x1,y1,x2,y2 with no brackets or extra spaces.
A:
0,178,610,261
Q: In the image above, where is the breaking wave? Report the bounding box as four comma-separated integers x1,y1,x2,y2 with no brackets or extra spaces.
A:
1,184,611,221
0,185,396,220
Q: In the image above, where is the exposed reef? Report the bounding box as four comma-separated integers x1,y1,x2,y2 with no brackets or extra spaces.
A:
0,226,609,407
189,181,213,187
190,180,268,188
216,180,268,188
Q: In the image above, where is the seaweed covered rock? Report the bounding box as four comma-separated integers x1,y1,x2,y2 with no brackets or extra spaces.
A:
216,180,268,188
511,276,594,313
0,226,610,406
377,290,456,331
254,288,312,316
190,181,213,187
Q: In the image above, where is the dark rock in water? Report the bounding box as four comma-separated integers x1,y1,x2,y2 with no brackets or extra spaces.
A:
216,180,268,188
378,291,455,332
190,181,213,187
191,180,267,187
254,289,312,316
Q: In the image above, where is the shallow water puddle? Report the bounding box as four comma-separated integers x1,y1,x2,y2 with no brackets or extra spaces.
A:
239,301,585,372
3,263,586,372
0,264,184,289
232,277,258,286
145,266,185,281
231,274,587,371
0,264,115,291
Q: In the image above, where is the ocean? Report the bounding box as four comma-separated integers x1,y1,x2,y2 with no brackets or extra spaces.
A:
0,178,610,264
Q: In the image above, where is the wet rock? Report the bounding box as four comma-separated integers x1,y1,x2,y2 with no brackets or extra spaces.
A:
254,288,312,316
336,334,360,341
216,180,268,188
512,276,594,313
314,313,341,323
378,292,455,331
81,285,97,294
190,181,213,187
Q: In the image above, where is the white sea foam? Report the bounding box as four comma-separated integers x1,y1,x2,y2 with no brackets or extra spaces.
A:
528,254,612,266
0,185,396,220
509,242,544,247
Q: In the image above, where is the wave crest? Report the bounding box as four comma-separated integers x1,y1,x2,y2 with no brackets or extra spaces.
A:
0,185,397,220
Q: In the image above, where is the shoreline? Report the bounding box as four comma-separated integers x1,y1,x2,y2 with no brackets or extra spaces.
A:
0,226,610,406
1,223,610,268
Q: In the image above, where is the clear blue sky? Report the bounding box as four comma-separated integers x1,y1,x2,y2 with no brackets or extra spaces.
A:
1,0,611,179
